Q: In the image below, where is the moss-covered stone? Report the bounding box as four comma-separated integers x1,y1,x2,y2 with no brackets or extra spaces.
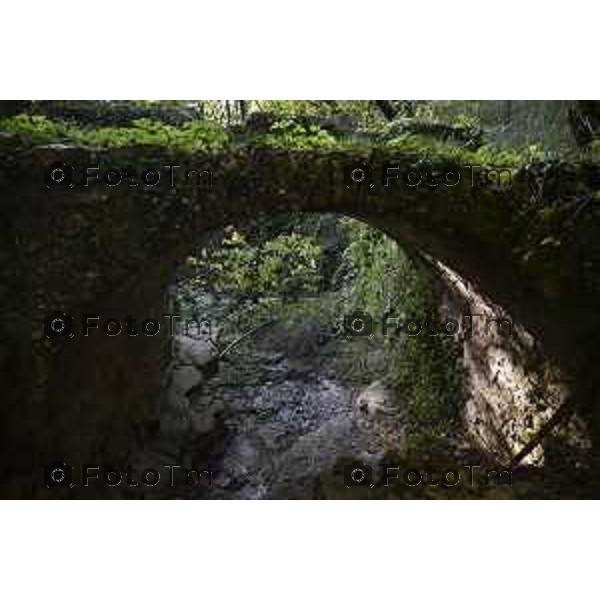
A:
2,129,599,496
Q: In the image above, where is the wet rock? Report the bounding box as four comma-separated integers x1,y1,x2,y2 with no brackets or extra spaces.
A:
354,379,395,419
353,380,406,455
174,334,218,368
253,318,327,359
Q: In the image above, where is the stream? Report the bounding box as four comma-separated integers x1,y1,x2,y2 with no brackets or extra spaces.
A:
130,316,405,499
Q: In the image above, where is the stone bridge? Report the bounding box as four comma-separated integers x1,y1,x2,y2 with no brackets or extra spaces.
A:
2,135,600,495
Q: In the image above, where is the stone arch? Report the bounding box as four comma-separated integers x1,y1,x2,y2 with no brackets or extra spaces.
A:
2,140,598,495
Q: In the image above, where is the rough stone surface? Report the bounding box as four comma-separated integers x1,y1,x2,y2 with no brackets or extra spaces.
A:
2,138,599,495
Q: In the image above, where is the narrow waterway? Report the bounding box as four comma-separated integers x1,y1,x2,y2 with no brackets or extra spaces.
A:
131,317,406,499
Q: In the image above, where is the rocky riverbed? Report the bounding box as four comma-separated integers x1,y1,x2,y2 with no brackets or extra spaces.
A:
130,317,406,499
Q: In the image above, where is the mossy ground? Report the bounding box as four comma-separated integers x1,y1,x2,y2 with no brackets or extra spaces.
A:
2,112,582,166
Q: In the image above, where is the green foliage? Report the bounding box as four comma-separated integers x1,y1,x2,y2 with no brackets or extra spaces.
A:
0,114,229,152
384,132,545,165
1,106,557,167
258,100,386,128
184,226,322,302
453,113,481,129
337,217,463,439
258,100,328,116
260,119,339,150
336,217,407,317
394,333,463,443
258,233,321,296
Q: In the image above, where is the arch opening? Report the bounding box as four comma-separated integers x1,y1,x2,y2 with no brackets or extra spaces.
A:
117,211,582,499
